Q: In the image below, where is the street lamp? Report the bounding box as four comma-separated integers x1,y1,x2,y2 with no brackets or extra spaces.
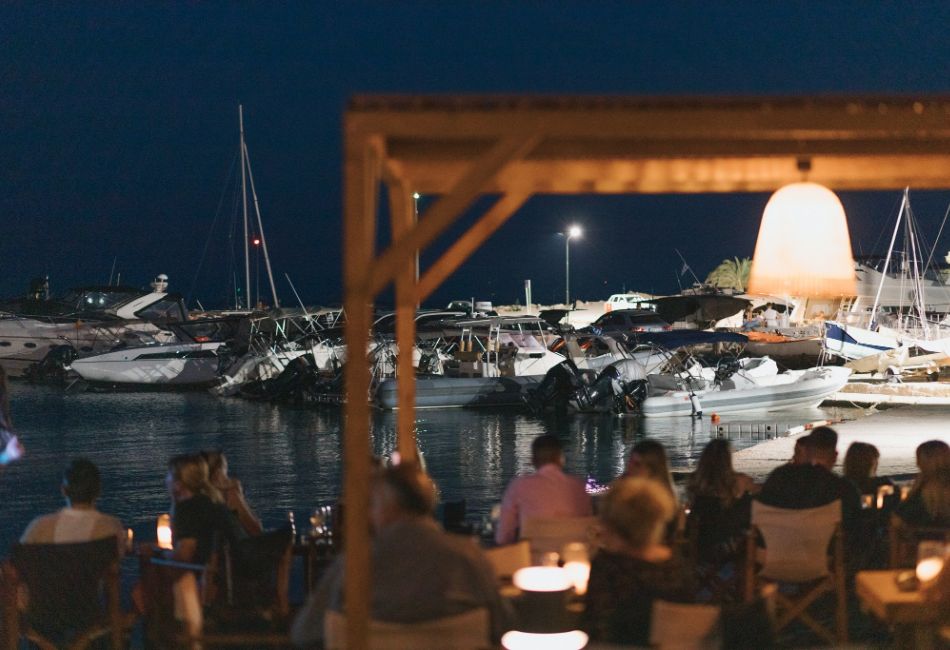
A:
564,225,582,305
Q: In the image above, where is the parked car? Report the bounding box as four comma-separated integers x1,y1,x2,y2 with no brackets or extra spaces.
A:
603,292,651,313
583,309,672,334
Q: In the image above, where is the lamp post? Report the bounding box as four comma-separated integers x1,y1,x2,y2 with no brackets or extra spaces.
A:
564,225,582,305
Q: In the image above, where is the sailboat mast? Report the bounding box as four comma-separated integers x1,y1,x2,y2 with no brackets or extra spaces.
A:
242,140,280,308
239,104,251,309
870,188,908,323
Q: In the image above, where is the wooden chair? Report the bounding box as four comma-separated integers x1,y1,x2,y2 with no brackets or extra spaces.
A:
323,608,490,650
2,537,129,650
520,516,598,564
743,500,847,645
887,515,950,568
484,540,530,583
649,600,721,649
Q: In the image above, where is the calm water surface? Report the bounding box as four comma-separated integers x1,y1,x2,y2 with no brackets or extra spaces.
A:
0,383,855,550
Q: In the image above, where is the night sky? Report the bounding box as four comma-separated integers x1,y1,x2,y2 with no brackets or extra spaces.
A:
4,2,950,309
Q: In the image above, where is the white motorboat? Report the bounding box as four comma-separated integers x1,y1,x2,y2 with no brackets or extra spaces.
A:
69,318,240,388
639,357,852,418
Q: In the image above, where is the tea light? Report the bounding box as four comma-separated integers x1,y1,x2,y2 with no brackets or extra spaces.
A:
860,494,873,510
561,542,591,595
156,513,173,550
916,557,944,584
876,485,894,509
513,567,573,593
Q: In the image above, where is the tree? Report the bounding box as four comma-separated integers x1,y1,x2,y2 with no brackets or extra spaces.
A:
705,257,751,291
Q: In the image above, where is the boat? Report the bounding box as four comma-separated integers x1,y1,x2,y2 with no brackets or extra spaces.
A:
68,318,241,389
0,275,187,378
824,189,950,363
374,316,565,409
638,358,852,417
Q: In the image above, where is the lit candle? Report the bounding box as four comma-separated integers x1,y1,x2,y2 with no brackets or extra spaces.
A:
563,561,590,596
916,557,944,584
513,567,573,593
156,513,173,550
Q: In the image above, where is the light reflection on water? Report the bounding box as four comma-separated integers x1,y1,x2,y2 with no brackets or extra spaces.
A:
0,383,856,550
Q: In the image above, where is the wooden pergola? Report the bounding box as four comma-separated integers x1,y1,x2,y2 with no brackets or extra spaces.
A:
340,95,950,647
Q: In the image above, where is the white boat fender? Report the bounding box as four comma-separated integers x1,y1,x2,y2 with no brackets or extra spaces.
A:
689,393,703,417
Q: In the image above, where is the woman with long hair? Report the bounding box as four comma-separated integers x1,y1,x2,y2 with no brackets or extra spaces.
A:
686,438,759,563
202,450,263,536
625,439,676,504
166,453,245,564
843,442,892,496
897,440,950,527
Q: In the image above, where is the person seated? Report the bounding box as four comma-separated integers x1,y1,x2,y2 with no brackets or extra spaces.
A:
201,449,263,536
21,457,124,547
843,441,893,496
758,427,863,563
583,477,694,646
896,440,950,528
291,462,511,648
495,434,592,545
686,439,759,563
625,439,680,539
165,453,246,565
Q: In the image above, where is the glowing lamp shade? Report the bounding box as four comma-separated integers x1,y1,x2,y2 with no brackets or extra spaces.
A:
156,513,173,550
513,567,573,593
501,630,589,650
747,182,856,298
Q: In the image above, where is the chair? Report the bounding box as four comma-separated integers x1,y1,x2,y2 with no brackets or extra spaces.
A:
649,600,721,650
887,515,950,568
743,500,847,644
484,540,530,582
2,537,129,650
141,526,294,648
323,607,490,650
520,516,598,564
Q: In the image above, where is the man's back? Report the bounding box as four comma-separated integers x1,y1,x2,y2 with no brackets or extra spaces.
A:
21,507,123,545
495,463,592,545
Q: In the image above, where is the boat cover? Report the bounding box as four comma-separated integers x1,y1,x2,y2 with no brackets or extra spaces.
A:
625,330,748,349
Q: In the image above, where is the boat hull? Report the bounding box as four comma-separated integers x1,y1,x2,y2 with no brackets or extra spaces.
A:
70,342,224,387
640,366,852,417
375,375,543,409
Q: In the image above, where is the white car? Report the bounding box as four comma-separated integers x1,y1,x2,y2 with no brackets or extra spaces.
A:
604,293,651,313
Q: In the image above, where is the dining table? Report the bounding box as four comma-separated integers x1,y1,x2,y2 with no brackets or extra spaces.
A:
855,569,945,650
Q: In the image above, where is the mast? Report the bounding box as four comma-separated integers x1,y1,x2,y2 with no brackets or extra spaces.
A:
243,139,280,308
870,188,907,325
239,105,251,310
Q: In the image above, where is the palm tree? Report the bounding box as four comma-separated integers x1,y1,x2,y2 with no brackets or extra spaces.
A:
705,257,751,292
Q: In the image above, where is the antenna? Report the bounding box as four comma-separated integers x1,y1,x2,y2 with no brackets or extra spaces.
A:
674,249,703,287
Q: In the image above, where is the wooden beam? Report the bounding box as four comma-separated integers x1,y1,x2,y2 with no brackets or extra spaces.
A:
342,130,381,650
418,191,530,303
367,135,539,298
387,176,418,463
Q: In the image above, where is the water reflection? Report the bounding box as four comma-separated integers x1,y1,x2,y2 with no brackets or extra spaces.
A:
0,383,853,552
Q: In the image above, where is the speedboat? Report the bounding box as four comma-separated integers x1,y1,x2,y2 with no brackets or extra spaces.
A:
68,318,240,389
639,358,852,417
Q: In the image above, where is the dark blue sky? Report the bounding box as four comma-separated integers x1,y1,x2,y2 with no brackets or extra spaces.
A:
3,2,950,308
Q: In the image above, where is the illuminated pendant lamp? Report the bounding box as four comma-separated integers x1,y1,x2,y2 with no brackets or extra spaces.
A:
747,173,856,299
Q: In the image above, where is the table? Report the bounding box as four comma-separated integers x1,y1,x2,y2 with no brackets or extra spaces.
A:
855,570,944,649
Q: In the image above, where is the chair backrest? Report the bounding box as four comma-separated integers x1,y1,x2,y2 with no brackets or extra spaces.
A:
484,540,530,582
323,608,490,650
230,525,294,615
649,600,721,650
10,536,119,634
751,500,840,582
520,516,598,562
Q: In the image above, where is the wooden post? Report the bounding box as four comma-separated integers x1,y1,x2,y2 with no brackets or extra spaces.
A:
342,130,381,650
387,178,418,463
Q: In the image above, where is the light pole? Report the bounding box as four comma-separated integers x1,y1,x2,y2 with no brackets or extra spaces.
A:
564,225,582,305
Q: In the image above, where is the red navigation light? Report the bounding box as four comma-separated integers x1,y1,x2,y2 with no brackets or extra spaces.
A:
252,237,261,246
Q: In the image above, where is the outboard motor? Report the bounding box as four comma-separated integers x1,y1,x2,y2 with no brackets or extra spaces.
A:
575,358,649,412
526,360,588,414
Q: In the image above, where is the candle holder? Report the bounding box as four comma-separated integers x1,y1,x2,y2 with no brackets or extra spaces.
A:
156,513,173,550
916,541,946,590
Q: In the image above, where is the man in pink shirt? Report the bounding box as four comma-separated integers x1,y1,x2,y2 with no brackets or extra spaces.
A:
495,434,592,545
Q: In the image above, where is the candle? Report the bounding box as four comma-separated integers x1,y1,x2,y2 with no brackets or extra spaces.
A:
156,513,173,550
513,567,573,593
916,557,944,584
563,561,590,596
501,630,588,650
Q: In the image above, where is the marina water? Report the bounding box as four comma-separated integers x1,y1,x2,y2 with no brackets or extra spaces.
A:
0,383,855,550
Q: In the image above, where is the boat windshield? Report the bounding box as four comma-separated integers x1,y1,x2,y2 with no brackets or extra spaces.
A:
60,288,145,312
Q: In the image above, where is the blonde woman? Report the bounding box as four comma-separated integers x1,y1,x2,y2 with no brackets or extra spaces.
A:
897,440,950,528
202,450,263,536
166,453,246,564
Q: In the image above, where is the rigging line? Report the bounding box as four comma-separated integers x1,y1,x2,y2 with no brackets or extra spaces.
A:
186,149,239,307
922,200,950,273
